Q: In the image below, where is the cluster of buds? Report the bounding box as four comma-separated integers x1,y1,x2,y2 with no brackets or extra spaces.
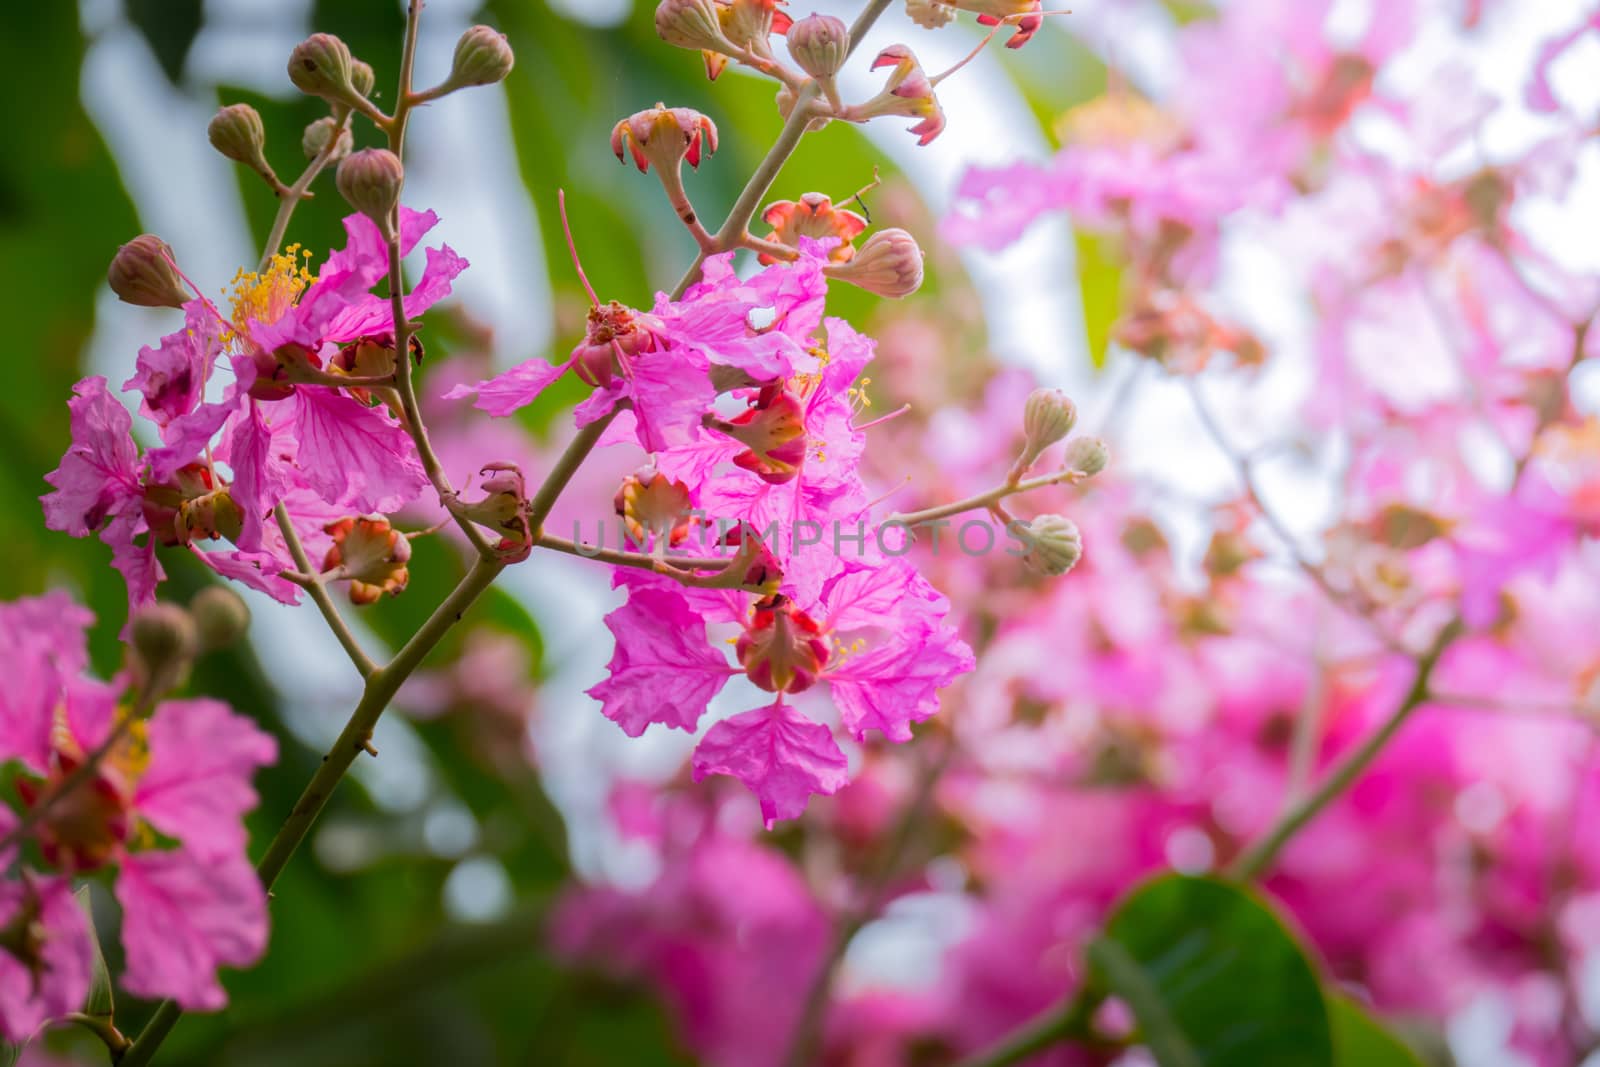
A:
1009,387,1108,485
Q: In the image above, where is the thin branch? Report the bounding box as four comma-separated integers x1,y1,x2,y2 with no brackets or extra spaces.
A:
535,532,728,572
274,502,377,679
1226,618,1461,880
888,468,1082,528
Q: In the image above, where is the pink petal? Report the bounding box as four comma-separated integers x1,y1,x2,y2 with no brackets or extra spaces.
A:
291,387,428,514
446,356,573,417
0,876,93,1042
41,377,143,538
135,698,277,857
690,700,848,828
586,587,735,737
116,849,269,1012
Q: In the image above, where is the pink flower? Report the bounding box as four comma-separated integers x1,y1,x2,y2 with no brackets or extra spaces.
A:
0,868,95,1043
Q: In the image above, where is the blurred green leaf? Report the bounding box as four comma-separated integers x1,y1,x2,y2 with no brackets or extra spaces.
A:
125,0,204,85
1329,996,1427,1067
1075,229,1123,370
1089,875,1334,1067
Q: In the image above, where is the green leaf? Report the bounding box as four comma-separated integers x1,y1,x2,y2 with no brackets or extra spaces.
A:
1328,995,1426,1067
1089,874,1334,1067
1074,229,1123,370
74,886,115,1024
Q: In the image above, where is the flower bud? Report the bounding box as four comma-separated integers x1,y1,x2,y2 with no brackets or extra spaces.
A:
1017,515,1083,577
656,0,738,63
611,103,718,174
108,235,191,309
129,601,199,694
786,14,849,79
288,33,360,107
844,46,946,145
302,116,353,163
207,103,272,176
1023,388,1077,454
190,586,252,650
336,148,405,234
350,58,376,98
1063,436,1109,478
446,25,515,89
904,0,957,28
822,228,923,298
324,516,412,605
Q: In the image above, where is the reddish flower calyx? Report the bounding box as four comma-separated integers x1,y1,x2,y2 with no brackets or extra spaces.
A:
323,516,412,605
704,384,808,484
737,595,830,693
615,468,694,548
573,301,659,389
761,193,868,265
611,104,719,175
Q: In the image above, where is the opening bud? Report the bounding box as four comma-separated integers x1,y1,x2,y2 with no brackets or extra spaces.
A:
129,601,199,695
460,462,531,551
842,46,946,145
190,586,252,651
288,33,362,109
108,235,191,309
822,228,924,298
207,104,279,189
655,0,737,55
1063,435,1109,479
444,25,515,90
786,13,849,79
336,148,405,235
302,116,353,163
324,516,412,605
611,103,718,174
1017,514,1083,577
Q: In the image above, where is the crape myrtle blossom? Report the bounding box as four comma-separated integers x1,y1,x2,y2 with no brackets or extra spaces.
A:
42,208,466,617
0,594,276,1039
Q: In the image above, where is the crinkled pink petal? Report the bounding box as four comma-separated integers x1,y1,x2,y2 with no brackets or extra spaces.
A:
41,377,143,538
107,512,164,623
446,356,574,417
690,700,848,828
587,587,735,737
290,387,428,514
116,849,269,1012
193,547,300,605
123,300,223,429
826,624,974,743
135,698,277,857
0,876,93,1042
226,404,289,554
627,348,716,453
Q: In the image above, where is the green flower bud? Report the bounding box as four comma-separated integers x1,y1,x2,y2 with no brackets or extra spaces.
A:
108,235,190,309
1063,436,1109,478
190,586,252,651
336,148,405,235
1017,515,1083,577
447,25,515,88
302,116,353,163
288,33,360,107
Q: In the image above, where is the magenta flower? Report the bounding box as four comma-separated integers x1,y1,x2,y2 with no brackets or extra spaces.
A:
0,594,276,1028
